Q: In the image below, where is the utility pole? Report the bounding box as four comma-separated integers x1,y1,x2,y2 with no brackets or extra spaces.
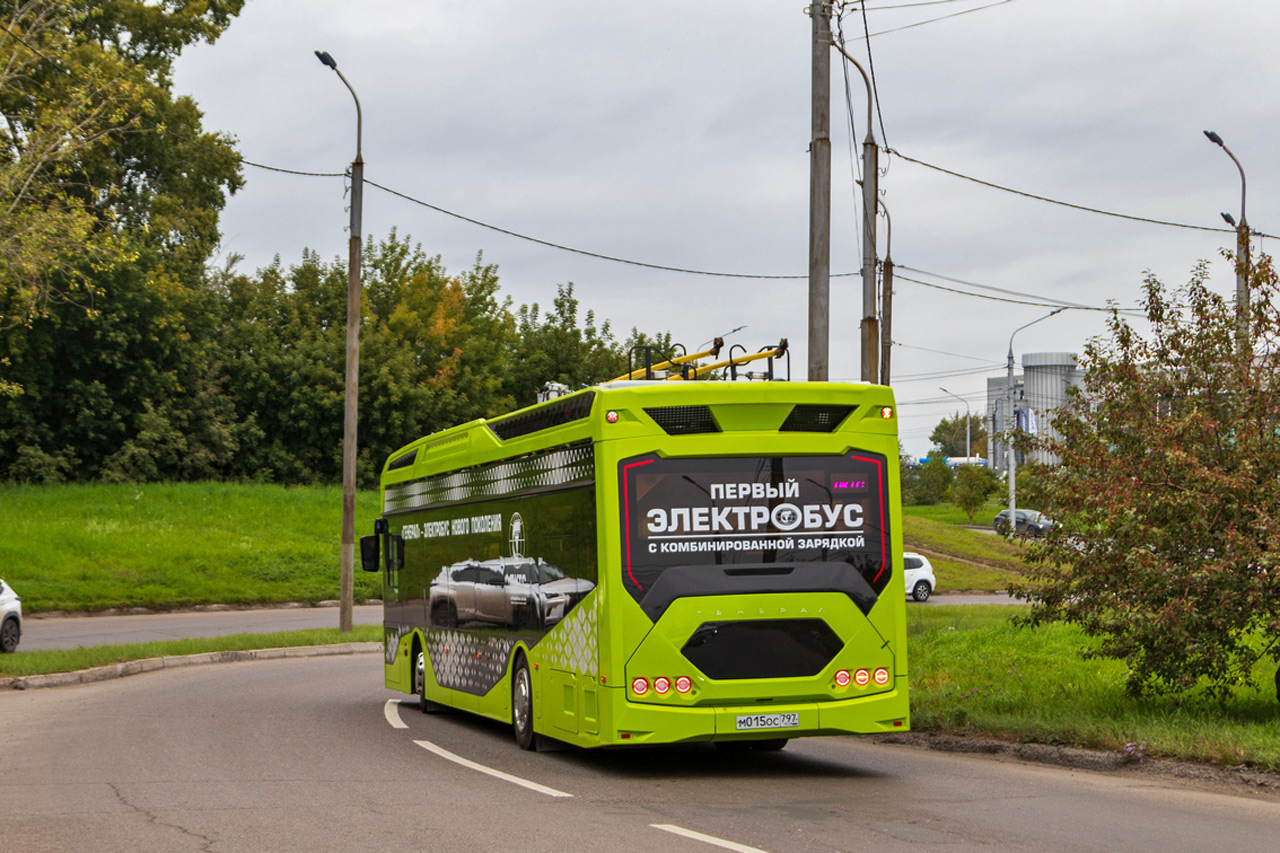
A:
829,40,878,384
807,1,832,382
1204,130,1250,355
316,50,363,633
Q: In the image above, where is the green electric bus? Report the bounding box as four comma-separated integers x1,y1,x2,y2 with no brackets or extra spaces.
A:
361,361,908,750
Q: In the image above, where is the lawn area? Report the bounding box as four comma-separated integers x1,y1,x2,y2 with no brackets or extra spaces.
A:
902,500,1033,591
0,482,384,613
908,606,1280,772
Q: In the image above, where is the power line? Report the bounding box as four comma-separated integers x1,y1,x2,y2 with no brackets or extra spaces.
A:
890,149,1276,239
894,341,1004,364
849,0,1017,40
364,178,812,280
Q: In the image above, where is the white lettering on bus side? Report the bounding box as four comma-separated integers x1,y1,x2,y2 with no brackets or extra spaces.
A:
709,480,801,500
643,502,869,535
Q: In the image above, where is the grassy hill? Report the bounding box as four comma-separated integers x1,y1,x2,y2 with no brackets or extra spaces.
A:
0,483,383,613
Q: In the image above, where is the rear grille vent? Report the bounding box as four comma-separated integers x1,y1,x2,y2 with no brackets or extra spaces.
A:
387,450,417,471
644,405,721,435
779,404,856,432
488,392,595,441
681,619,843,679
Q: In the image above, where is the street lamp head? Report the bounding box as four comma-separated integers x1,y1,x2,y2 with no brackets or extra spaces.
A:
315,50,337,70
1204,129,1224,147
1221,211,1237,226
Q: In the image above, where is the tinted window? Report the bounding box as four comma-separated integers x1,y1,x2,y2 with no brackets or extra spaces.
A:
619,452,893,608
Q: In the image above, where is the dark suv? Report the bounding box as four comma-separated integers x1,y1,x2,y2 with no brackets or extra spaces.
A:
992,509,1054,537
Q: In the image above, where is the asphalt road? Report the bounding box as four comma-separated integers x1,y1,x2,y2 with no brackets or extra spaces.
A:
18,596,1019,652
2,654,1275,852
19,604,386,651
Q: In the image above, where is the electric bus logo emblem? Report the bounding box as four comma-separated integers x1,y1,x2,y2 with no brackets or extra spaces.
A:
509,512,525,558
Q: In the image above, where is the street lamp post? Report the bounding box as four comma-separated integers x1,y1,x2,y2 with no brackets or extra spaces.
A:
1005,308,1064,537
316,50,363,633
939,387,970,458
1204,130,1249,353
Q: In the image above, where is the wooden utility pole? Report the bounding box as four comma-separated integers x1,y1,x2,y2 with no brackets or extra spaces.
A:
807,2,832,382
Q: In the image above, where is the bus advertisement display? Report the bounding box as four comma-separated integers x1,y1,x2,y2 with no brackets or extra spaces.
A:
619,452,892,612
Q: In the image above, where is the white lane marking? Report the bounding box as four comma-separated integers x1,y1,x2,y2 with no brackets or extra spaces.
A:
650,824,769,853
384,699,408,729
414,738,573,798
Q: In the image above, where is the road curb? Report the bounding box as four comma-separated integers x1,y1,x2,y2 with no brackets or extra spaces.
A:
1,642,382,691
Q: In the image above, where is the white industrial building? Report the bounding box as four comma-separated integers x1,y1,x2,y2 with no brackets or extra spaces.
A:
986,352,1082,470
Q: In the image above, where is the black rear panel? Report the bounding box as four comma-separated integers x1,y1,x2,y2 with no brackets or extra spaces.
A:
680,619,844,679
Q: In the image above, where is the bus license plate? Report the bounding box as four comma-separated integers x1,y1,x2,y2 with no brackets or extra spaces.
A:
735,712,799,731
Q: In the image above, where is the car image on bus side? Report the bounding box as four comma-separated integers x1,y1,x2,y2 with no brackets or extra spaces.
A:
428,557,594,630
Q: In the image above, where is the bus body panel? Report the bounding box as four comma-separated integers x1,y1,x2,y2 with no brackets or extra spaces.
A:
374,381,908,748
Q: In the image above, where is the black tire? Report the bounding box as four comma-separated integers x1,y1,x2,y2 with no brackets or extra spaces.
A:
512,655,536,751
0,616,18,653
416,649,446,714
432,602,458,629
912,581,932,602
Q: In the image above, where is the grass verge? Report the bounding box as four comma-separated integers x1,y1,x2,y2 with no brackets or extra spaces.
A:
909,606,1280,772
0,482,383,613
0,626,383,678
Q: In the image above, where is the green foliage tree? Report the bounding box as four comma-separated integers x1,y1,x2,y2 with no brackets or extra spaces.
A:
946,464,999,520
908,454,953,505
1014,255,1280,698
929,411,986,458
0,0,244,477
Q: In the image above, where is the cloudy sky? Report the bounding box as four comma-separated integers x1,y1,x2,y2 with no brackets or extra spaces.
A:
171,0,1278,455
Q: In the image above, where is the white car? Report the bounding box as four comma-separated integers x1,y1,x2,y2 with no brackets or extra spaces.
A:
0,578,21,653
903,553,935,602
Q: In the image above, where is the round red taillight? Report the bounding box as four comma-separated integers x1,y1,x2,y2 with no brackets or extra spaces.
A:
873,667,891,686
834,669,851,687
606,410,619,423
675,676,692,694
854,669,871,687
632,677,649,695
880,406,894,419
654,676,671,695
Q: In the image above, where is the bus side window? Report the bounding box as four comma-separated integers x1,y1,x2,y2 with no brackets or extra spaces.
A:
385,534,404,597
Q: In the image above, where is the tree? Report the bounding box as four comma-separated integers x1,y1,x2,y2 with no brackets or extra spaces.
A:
0,0,244,478
929,411,986,458
1014,255,1280,698
907,454,953,505
947,464,999,520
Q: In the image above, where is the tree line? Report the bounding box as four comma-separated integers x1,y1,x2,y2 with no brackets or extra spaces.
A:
0,2,666,487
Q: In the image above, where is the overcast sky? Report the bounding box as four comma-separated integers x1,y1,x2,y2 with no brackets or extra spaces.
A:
171,0,1279,455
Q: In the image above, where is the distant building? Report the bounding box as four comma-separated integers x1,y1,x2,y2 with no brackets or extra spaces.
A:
986,352,1081,469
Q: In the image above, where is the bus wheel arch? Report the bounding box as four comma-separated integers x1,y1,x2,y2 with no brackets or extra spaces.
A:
512,652,536,751
414,635,445,714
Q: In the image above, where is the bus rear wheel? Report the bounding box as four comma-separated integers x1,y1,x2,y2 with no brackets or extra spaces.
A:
417,650,445,714
513,656,536,751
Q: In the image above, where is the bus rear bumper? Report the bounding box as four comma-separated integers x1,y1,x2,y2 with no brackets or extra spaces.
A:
602,680,910,745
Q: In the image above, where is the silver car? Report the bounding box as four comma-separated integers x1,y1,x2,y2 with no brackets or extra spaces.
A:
0,578,21,653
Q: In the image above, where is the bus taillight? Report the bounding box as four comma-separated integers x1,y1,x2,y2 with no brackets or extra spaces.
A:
854,669,870,687
631,677,649,696
873,667,890,686
675,676,692,694
834,669,851,687
654,676,671,695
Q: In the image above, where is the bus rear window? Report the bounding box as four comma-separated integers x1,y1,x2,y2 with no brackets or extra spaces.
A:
618,453,891,611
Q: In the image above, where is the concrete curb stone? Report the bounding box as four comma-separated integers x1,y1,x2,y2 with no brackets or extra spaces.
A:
2,641,382,691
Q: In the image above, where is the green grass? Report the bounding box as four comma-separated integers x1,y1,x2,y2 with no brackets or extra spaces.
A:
0,482,384,613
908,606,1280,771
903,501,1001,527
0,626,383,678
